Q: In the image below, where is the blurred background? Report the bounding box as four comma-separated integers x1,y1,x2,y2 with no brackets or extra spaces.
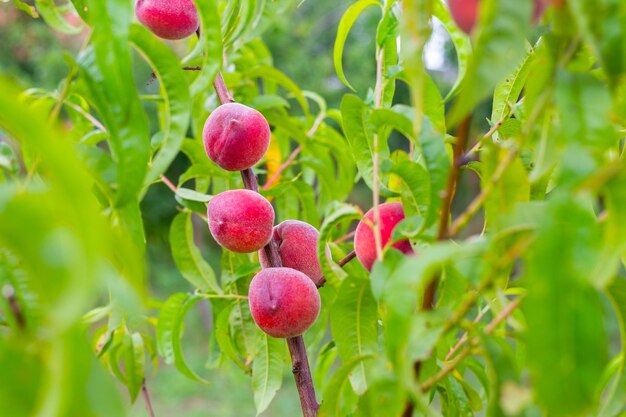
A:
0,2,466,416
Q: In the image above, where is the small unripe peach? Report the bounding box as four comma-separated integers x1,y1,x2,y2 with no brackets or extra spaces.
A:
207,189,274,253
248,267,321,338
258,220,325,286
354,202,413,272
135,0,199,40
202,103,271,172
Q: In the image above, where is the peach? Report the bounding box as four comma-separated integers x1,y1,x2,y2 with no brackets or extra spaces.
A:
449,0,555,35
207,189,274,253
202,103,271,172
449,0,479,35
354,202,413,271
258,220,325,286
135,0,199,40
248,267,321,338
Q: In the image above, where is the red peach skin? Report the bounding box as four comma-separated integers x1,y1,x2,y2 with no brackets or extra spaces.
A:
207,189,274,253
258,220,326,286
354,202,413,272
248,267,321,338
135,0,199,40
203,103,271,172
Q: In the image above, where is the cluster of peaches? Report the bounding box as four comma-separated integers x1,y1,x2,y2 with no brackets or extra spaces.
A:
135,0,415,339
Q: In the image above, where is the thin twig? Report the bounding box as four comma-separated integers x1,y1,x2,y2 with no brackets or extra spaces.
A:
316,250,356,288
422,116,472,311
160,175,178,193
2,284,25,329
141,379,156,417
448,147,517,236
420,297,523,392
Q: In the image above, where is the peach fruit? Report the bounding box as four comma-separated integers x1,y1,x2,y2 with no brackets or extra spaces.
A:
258,220,325,286
135,0,199,40
354,202,413,271
207,189,274,253
202,103,271,172
248,267,321,338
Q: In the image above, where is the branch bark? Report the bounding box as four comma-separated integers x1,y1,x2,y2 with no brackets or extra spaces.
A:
141,379,156,417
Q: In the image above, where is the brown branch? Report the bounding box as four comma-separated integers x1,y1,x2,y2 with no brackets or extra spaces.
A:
2,284,25,329
422,115,472,311
141,379,156,417
212,72,319,416
316,250,357,288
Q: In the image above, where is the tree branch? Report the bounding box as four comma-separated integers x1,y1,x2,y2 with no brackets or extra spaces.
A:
141,379,156,417
2,284,25,329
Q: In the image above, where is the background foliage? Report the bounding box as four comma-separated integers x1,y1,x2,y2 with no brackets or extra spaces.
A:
0,0,625,416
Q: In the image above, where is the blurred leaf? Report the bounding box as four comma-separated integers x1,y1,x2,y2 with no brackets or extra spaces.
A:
448,0,533,125
123,332,145,402
433,0,472,101
599,277,626,416
523,196,608,416
35,0,83,34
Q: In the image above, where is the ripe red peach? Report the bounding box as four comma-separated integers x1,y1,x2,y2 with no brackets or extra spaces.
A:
135,0,199,40
449,0,479,35
207,189,274,253
202,103,271,172
354,202,413,272
248,267,321,338
258,220,325,286
449,0,558,35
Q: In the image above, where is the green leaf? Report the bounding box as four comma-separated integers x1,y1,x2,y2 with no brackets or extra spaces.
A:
491,42,535,124
189,0,222,97
13,0,39,18
157,293,208,383
169,212,220,293
78,0,150,207
333,0,382,91
318,354,376,417
432,0,472,102
128,24,191,189
123,332,145,402
246,66,309,115
251,333,284,415
331,275,378,395
523,196,608,416
35,0,83,34
215,302,249,373
318,202,363,285
599,277,626,416
340,94,393,195
555,70,616,150
481,144,530,230
448,0,533,125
